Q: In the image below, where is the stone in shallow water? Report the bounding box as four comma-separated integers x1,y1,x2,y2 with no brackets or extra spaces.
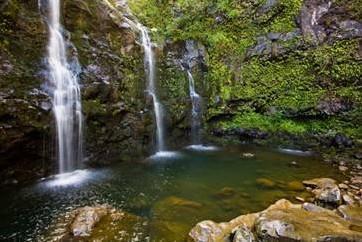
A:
256,178,276,189
44,205,148,241
71,205,108,236
286,181,305,191
303,178,342,205
214,187,237,199
189,220,225,242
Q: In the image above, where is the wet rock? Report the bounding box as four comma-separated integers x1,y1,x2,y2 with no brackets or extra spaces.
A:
232,225,255,242
258,0,278,15
182,40,207,71
256,178,276,189
255,199,362,241
71,205,108,236
288,161,300,168
342,194,355,206
241,153,255,158
354,153,362,160
339,165,349,172
302,202,332,213
332,133,354,148
351,176,362,185
303,178,342,205
337,205,362,227
339,183,349,190
317,96,352,115
189,199,362,242
334,20,362,39
214,187,236,199
189,220,225,242
300,0,331,44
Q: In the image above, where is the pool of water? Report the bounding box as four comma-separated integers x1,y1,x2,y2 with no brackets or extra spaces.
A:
0,144,342,241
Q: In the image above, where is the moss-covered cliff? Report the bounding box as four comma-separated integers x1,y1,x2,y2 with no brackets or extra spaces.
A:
130,0,362,142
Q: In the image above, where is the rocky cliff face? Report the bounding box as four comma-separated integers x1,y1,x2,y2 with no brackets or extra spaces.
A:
0,0,361,183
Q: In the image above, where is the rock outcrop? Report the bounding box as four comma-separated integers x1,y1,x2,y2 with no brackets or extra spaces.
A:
189,199,362,242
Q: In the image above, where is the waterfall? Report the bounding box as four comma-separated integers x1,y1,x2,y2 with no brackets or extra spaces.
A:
186,70,202,144
102,0,167,153
42,0,83,173
137,24,166,152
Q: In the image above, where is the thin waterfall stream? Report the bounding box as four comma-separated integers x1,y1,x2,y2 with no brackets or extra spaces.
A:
41,0,83,173
102,0,167,154
137,24,166,153
186,70,202,145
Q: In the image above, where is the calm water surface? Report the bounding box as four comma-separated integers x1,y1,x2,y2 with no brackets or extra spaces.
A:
0,144,342,241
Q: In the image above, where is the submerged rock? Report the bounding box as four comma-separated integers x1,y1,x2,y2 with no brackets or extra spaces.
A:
286,181,305,191
256,178,276,189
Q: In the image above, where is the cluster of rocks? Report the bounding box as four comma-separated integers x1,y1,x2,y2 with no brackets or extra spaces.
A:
189,177,362,242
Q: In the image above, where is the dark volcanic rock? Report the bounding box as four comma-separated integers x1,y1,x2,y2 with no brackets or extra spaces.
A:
332,133,354,148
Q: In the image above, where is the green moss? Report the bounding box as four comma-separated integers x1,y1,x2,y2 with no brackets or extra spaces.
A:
220,112,362,138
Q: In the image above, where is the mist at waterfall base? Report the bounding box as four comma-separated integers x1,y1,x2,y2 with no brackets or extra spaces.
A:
0,145,342,241
41,0,83,173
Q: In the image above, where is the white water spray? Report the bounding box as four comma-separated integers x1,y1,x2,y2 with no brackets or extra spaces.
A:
42,0,83,173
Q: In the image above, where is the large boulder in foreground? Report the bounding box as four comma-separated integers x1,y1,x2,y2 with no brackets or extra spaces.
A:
188,199,362,242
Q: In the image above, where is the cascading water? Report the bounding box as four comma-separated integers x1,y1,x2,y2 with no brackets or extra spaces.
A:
186,70,202,144
102,0,166,153
41,0,83,173
137,25,166,152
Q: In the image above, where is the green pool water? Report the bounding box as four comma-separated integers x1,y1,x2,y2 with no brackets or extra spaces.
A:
0,144,342,241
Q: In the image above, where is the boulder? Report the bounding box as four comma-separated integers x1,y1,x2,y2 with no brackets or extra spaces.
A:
303,178,342,205
189,220,225,242
71,205,109,237
189,199,362,242
255,200,362,241
232,225,255,242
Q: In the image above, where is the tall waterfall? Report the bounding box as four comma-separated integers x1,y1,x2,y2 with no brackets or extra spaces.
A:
186,70,202,144
137,24,166,152
42,0,83,173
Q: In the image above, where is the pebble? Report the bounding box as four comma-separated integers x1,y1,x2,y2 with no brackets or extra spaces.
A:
342,194,355,205
338,183,349,189
339,166,348,172
349,184,359,190
242,153,255,158
351,176,362,185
